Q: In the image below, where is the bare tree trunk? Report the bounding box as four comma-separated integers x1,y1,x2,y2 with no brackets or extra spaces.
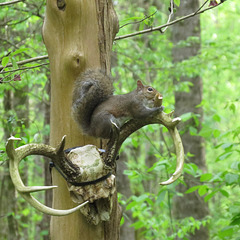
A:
13,85,30,240
42,0,120,239
117,152,135,240
172,1,209,239
1,94,15,240
0,86,30,239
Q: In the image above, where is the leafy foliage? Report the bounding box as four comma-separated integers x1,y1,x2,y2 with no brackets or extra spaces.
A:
0,1,50,239
114,1,240,239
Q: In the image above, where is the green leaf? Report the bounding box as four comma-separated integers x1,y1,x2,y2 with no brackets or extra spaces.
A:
189,126,197,136
11,57,18,69
229,103,236,113
156,190,166,203
135,194,149,202
123,170,133,176
213,129,221,138
2,56,9,67
126,201,137,210
40,230,49,236
131,138,139,148
147,160,168,172
230,217,240,226
225,173,239,185
180,112,192,122
11,48,29,56
174,0,180,7
204,191,217,202
218,226,234,238
184,163,199,176
219,189,229,198
185,185,200,194
198,185,208,196
131,220,145,230
22,208,30,216
213,114,221,122
230,213,240,226
200,173,212,182
120,216,125,226
199,126,212,138
216,152,232,161
221,143,233,150
231,161,240,170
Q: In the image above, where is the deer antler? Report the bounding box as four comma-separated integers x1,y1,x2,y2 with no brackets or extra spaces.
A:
159,118,184,185
104,111,184,185
6,136,88,216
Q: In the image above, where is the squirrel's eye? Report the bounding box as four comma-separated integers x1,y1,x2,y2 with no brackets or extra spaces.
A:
147,87,153,92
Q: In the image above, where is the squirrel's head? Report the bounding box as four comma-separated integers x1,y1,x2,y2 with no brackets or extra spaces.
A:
136,80,163,106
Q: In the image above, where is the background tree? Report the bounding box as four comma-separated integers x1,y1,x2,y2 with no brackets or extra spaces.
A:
0,1,49,239
171,0,209,239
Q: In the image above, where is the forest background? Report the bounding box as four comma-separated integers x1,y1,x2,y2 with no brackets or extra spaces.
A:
0,0,239,240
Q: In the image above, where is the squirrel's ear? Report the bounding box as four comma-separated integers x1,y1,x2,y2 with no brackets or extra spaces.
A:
137,80,144,90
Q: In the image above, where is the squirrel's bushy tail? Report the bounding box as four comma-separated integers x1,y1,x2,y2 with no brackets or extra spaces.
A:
72,69,113,136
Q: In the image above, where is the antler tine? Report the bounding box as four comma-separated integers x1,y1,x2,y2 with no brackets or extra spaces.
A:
117,112,184,185
153,114,184,185
6,137,57,193
159,126,184,185
6,136,88,216
21,193,89,216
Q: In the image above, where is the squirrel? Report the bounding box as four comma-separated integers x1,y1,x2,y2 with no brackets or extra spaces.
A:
72,69,164,139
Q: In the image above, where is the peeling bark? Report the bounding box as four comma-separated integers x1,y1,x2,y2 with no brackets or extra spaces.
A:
42,0,120,239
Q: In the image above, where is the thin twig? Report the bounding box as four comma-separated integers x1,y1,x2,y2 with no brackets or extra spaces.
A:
0,0,24,7
161,0,174,33
141,129,162,155
0,55,48,70
194,0,209,14
115,2,224,41
119,11,157,29
0,63,48,74
0,69,28,83
0,65,7,74
4,16,31,27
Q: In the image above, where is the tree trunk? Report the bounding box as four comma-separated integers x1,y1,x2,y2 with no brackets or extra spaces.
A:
116,152,135,240
172,1,209,239
42,0,120,239
0,86,30,240
13,85,30,240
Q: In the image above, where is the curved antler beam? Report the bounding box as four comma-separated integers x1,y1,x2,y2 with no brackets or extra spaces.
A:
104,111,184,185
159,124,184,185
6,136,88,216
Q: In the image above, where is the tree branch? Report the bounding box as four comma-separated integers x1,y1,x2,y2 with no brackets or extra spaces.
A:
0,0,24,7
194,0,209,14
161,0,174,33
1,16,31,27
119,10,157,29
115,1,225,41
0,70,27,83
0,63,48,74
0,55,48,70
0,1,226,70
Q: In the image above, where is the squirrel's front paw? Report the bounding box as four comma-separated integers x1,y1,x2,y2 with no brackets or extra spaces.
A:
157,105,164,112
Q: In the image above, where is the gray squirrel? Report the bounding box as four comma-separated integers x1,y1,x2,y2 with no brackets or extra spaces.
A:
72,69,164,139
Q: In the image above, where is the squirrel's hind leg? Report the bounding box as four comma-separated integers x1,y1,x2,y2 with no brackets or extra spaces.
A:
91,112,120,139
